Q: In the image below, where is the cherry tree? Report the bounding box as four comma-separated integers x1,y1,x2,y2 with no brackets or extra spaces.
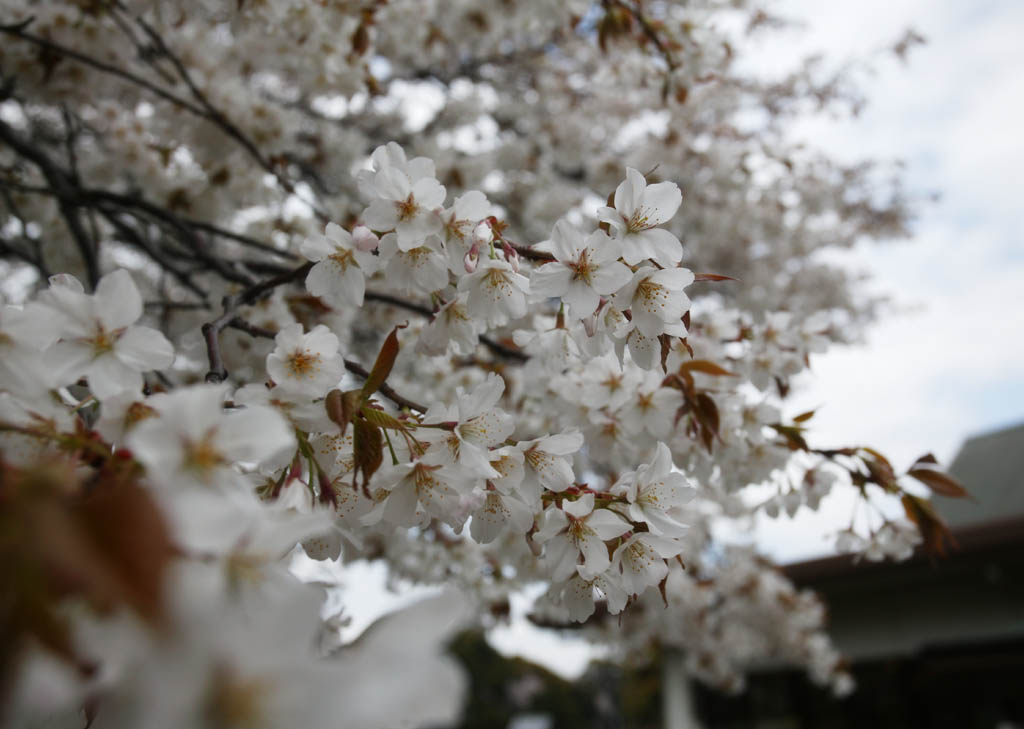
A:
0,1,966,727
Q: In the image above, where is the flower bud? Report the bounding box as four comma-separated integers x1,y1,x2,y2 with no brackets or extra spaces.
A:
352,225,379,252
463,244,479,273
504,246,520,272
472,220,493,247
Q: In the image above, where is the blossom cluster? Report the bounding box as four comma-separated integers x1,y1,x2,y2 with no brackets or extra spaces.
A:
0,1,959,726
1,152,929,723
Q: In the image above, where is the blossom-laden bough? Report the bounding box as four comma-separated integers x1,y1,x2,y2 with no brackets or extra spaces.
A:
1,1,957,726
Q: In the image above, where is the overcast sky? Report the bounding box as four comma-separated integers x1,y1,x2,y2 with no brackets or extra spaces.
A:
743,0,1024,563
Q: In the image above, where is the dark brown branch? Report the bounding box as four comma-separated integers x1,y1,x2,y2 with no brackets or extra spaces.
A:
201,262,313,383
0,14,323,217
0,19,207,116
364,290,529,362
365,289,433,317
0,118,100,287
604,0,678,71
0,181,296,261
506,240,555,262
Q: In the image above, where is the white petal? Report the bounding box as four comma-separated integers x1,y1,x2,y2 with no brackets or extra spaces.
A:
94,270,142,330
530,263,571,299
587,508,631,540
114,326,174,370
590,261,633,296
641,228,684,267
641,181,682,225
88,355,141,400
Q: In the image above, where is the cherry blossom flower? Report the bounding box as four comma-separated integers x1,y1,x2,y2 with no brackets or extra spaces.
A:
620,371,684,439
420,373,515,478
362,458,474,529
458,257,531,328
557,571,629,622
579,351,640,410
517,430,584,504
127,384,295,493
417,293,479,356
469,487,534,544
512,323,581,374
529,220,631,318
597,167,684,267
611,532,683,595
611,443,695,537
37,270,174,400
301,223,379,307
378,232,449,295
440,190,491,272
535,493,631,581
362,166,446,250
613,265,694,339
265,323,345,398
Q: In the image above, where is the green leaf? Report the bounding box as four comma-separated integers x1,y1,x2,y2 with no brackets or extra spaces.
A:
360,323,407,402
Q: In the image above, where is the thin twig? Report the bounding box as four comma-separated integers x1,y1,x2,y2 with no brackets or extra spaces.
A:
364,290,529,362
201,262,313,383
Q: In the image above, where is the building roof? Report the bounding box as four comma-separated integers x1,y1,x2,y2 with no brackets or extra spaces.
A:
939,420,1024,528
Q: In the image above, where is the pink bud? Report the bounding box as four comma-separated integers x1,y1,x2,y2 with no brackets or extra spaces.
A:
505,247,520,272
352,225,379,252
463,244,479,273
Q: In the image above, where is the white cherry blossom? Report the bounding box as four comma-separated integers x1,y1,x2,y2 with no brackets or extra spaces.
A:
301,223,379,307
613,265,694,339
362,166,446,250
417,293,479,356
458,257,530,328
535,493,631,581
378,232,449,295
529,220,631,318
597,167,684,267
612,443,695,537
611,532,684,595
37,270,174,400
420,373,515,478
127,384,295,493
266,323,345,397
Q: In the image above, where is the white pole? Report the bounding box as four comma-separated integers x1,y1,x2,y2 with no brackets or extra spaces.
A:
662,650,705,729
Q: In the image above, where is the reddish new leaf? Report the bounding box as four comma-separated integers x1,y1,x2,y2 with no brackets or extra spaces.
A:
659,334,672,374
361,323,406,402
679,360,735,377
693,273,738,282
901,494,955,558
793,409,816,423
908,468,971,500
325,388,362,437
910,452,939,468
352,418,384,488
